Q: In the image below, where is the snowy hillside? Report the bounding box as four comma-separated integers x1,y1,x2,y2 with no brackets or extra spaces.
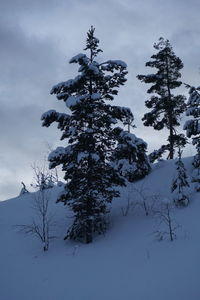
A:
1,157,200,300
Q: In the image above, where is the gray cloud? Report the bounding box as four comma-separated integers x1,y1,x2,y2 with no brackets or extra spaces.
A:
0,0,200,200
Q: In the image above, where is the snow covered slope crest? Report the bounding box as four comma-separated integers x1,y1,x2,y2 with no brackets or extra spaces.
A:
1,157,200,300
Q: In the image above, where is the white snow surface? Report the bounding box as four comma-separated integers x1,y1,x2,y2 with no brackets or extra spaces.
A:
1,157,200,300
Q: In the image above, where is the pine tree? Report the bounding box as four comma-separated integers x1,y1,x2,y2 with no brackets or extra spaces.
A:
171,148,190,206
41,27,134,243
184,85,200,191
137,37,186,159
111,126,150,182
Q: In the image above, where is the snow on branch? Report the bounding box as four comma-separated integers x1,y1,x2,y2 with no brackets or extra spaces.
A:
50,75,83,95
41,110,70,129
48,146,73,169
104,60,127,69
69,53,89,64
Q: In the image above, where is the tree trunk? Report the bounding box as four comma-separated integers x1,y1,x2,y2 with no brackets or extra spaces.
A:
86,219,93,244
169,121,174,159
165,54,174,159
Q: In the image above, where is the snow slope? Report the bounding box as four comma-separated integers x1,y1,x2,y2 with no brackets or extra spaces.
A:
1,157,200,300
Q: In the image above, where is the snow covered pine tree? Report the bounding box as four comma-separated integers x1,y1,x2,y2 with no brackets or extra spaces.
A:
41,27,134,243
184,85,200,191
111,125,150,182
171,148,189,206
137,37,186,159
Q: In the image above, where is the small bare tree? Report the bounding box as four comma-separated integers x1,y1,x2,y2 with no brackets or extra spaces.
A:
121,182,159,217
153,198,179,241
16,190,55,251
132,182,155,216
121,185,136,216
31,161,58,191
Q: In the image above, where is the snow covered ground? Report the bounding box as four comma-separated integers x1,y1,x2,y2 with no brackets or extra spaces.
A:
1,157,200,300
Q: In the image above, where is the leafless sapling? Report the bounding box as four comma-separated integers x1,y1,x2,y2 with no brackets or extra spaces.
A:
153,198,180,241
31,161,58,191
17,190,55,251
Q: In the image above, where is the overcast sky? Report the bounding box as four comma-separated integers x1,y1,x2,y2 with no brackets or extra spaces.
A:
1,0,200,200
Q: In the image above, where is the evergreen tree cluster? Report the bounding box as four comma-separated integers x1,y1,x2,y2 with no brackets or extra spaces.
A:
184,86,200,191
184,86,200,146
41,27,199,243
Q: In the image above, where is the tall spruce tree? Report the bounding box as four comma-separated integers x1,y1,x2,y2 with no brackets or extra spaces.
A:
41,27,134,243
137,37,186,159
184,85,200,191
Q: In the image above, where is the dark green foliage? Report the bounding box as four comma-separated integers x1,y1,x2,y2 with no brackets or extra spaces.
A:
184,86,200,149
148,144,170,163
192,152,200,192
137,37,186,159
148,137,187,163
41,27,133,243
184,86,200,144
184,85,200,191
